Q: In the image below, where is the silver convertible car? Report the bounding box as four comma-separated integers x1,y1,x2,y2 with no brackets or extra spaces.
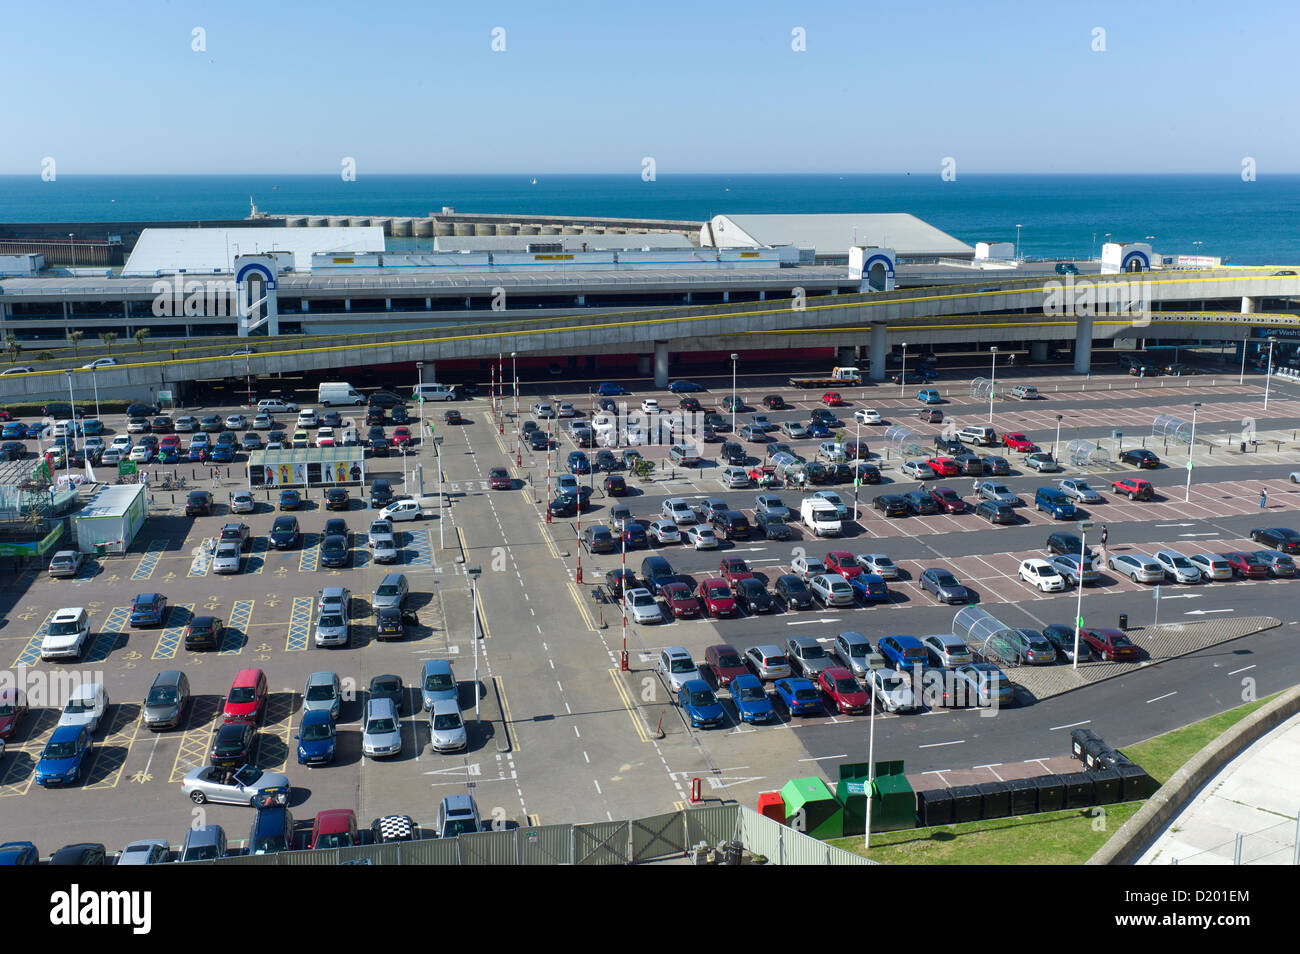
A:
181,764,290,806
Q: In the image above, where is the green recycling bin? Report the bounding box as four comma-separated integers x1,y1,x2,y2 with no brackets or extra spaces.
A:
835,762,872,836
780,776,843,839
870,761,916,832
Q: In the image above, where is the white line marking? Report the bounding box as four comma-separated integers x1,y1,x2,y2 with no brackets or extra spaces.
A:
1146,691,1177,704
1227,665,1256,675
797,753,848,762
1049,720,1091,731
918,740,965,749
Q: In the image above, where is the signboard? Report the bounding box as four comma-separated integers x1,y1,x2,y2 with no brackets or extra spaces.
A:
117,461,137,476
844,780,868,795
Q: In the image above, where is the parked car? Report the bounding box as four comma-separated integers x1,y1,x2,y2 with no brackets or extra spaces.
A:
1079,627,1140,661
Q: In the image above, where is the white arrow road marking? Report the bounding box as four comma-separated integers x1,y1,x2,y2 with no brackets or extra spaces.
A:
1186,609,1234,615
424,763,480,776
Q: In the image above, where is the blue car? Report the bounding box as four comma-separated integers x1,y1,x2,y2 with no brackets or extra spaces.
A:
729,674,776,724
35,725,91,787
621,524,648,550
210,444,235,463
279,489,301,510
129,592,168,627
668,380,705,393
595,383,626,396
678,679,725,728
0,841,38,864
876,635,929,671
567,451,591,475
296,709,337,766
849,572,889,602
81,419,103,436
807,422,832,438
0,422,23,439
159,447,180,464
23,423,44,439
187,445,208,462
917,388,942,404
773,678,824,716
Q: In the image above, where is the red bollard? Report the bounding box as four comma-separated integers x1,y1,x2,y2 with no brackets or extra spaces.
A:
545,508,552,524
619,648,628,672
575,557,583,584
690,777,702,804
516,447,522,466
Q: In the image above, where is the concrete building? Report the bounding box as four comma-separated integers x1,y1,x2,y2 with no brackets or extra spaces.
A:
699,213,973,264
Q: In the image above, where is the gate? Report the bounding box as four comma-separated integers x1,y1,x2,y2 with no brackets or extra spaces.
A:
515,824,575,865
574,820,629,865
631,810,686,862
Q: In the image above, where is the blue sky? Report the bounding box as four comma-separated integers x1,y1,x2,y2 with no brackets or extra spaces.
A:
4,0,1296,174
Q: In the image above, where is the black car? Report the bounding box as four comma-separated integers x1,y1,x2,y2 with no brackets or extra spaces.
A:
809,408,839,426
854,463,882,484
184,615,225,650
370,438,391,457
443,409,462,425
933,436,964,456
125,402,157,418
1119,448,1160,468
805,462,833,485
903,490,940,515
603,475,627,496
703,412,727,431
269,516,300,549
375,610,407,642
0,442,24,461
584,525,617,554
711,511,751,541
1042,623,1093,662
983,455,1011,476
975,500,1016,524
721,442,746,465
1046,532,1097,560
735,578,775,614
369,479,394,509
679,397,702,413
775,574,815,610
762,395,785,410
829,463,854,484
320,534,350,568
595,450,619,472
529,431,550,451
185,490,213,516
368,390,406,409
605,569,637,599
1249,527,1300,555
366,406,387,425
873,494,909,517
390,406,411,424
953,452,984,476
325,488,350,511
151,416,173,432
549,495,578,518
755,512,793,540
48,843,107,866
367,425,386,442
210,721,256,768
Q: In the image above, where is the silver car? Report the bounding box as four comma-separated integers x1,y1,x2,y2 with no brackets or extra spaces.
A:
657,647,700,692
1049,554,1101,587
744,644,793,681
833,632,875,678
368,519,398,563
373,573,409,610
181,764,290,805
785,635,835,678
855,553,899,579
1253,549,1296,577
428,698,467,753
1109,552,1165,583
809,574,855,608
921,633,974,668
48,550,84,579
647,520,680,545
230,491,256,514
867,668,917,713
117,839,169,865
180,825,227,861
362,697,403,758
1154,549,1202,584
1189,553,1233,581
624,588,662,625
1059,479,1103,504
313,598,350,648
303,671,341,719
979,481,1021,506
419,659,458,710
212,543,243,575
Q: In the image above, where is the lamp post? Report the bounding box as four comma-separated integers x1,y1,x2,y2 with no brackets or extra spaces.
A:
988,346,998,424
1185,402,1201,502
68,233,75,271
416,362,425,444
1053,414,1063,459
1239,338,1249,385
1072,521,1093,671
62,370,78,463
1264,337,1278,410
467,564,482,720
852,413,862,517
434,436,444,550
90,368,101,420
1015,224,1022,261
864,663,879,851
899,342,907,398
728,353,738,431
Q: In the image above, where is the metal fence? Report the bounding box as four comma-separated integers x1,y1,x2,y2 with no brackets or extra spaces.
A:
180,804,871,865
1167,817,1300,865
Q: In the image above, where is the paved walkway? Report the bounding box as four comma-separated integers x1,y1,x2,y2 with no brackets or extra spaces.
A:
1137,712,1300,865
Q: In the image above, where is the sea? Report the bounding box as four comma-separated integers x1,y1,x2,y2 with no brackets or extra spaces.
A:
1,174,1297,265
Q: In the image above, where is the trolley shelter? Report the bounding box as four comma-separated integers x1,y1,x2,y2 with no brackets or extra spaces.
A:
247,448,367,490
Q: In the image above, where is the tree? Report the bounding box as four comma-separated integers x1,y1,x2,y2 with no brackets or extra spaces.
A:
68,330,83,354
36,351,53,361
134,328,150,351
4,334,19,362
99,331,118,351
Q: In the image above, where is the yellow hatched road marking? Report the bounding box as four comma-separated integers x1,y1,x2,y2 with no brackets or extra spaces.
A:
607,668,650,743
568,583,597,632
493,676,518,754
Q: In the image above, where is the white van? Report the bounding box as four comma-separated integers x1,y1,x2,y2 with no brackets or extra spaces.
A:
800,498,842,537
413,383,457,402
317,382,365,407
59,682,109,734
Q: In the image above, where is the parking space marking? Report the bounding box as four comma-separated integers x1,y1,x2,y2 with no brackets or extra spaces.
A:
84,606,130,663
130,539,168,581
299,533,320,573
405,526,433,567
11,611,56,668
354,532,370,569
152,603,195,659
84,702,142,790
219,599,254,655
168,696,222,783
255,692,295,772
246,536,268,575
286,596,313,652
188,539,214,578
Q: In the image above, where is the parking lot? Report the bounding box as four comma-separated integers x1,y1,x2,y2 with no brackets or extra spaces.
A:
4,355,1300,854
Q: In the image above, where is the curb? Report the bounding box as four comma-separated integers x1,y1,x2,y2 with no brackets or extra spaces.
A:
1087,684,1300,865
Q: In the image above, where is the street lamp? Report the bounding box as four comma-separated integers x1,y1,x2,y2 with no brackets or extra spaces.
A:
728,356,738,434
62,370,78,464
899,342,907,398
1185,402,1201,502
466,564,482,720
433,436,444,550
1264,337,1278,410
90,368,101,420
1072,521,1094,671
1015,224,1022,261
988,346,998,424
864,660,879,851
416,362,425,443
68,233,75,271
1053,414,1063,458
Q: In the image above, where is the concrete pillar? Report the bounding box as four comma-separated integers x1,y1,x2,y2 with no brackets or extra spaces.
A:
302,299,310,312
758,290,766,301
684,293,692,304
465,297,472,309
345,299,351,312
575,295,585,306
869,324,887,381
834,346,854,367
385,298,392,311
637,353,652,376
425,298,432,310
1241,296,1256,314
1030,341,1048,362
654,341,669,388
1074,315,1094,373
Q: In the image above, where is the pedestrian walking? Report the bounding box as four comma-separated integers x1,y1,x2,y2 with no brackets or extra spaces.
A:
1260,487,1269,510
972,478,981,497
1100,524,1108,546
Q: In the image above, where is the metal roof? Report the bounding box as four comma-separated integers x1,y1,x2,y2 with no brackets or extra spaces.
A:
247,447,364,466
77,483,144,518
123,227,385,276
432,234,694,252
703,213,973,257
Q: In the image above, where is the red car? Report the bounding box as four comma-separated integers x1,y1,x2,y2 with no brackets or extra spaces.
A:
926,456,961,477
222,668,268,724
0,688,27,739
930,486,968,513
822,392,843,406
1111,477,1154,501
489,467,512,490
392,427,412,447
660,582,701,618
699,578,737,617
720,556,754,586
1080,627,1140,661
309,809,359,849
824,551,862,579
817,667,870,714
1223,551,1269,579
705,644,749,688
0,409,10,422
1003,433,1038,453
159,435,182,450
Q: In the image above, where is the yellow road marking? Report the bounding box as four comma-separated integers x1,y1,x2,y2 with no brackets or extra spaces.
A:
474,585,492,640
538,522,560,560
568,583,597,632
607,668,650,743
493,676,518,754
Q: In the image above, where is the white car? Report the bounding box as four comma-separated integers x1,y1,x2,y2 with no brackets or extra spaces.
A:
380,499,422,523
640,399,660,415
81,358,117,370
532,403,555,419
657,647,700,692
126,418,149,434
624,588,662,624
42,608,90,660
685,526,719,550
647,520,681,545
1059,479,1103,504
58,683,107,734
230,491,255,514
810,573,855,607
129,444,154,463
0,366,34,375
296,409,318,429
1024,453,1060,473
901,460,936,479
855,553,899,579
1154,549,1202,583
661,498,696,525
1018,558,1065,592
212,543,243,574
252,413,273,430
854,408,883,425
110,435,133,452
791,555,827,582
225,414,246,430
1189,552,1234,581
557,402,576,418
257,399,298,413
315,427,336,448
